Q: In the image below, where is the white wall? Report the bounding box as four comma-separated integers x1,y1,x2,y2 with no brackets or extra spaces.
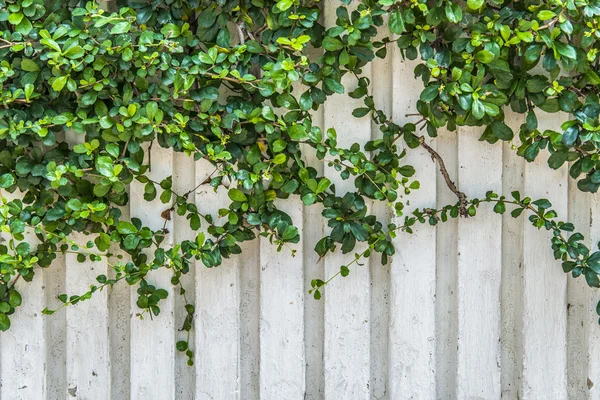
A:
2,17,600,400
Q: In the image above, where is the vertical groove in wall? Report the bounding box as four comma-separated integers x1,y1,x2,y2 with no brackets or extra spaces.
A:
129,144,175,400
0,189,46,400
172,152,196,400
388,49,437,399
193,159,242,399
108,198,131,400
240,240,260,400
65,233,110,400
303,93,325,400
434,128,458,400
369,23,392,400
259,200,305,399
322,3,373,399
63,133,110,400
44,254,67,400
456,128,503,398
500,117,525,399
521,112,568,398
566,176,591,398
589,199,600,399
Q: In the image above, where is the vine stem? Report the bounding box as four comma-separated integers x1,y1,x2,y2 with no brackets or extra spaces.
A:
316,195,573,293
417,136,468,216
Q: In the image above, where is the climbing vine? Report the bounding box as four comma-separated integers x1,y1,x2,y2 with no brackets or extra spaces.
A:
2,0,600,363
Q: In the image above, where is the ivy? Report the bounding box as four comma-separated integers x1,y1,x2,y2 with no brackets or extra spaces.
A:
1,0,600,365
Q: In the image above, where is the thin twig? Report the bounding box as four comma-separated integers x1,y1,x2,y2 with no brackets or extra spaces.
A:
183,167,219,198
236,23,246,46
418,136,469,216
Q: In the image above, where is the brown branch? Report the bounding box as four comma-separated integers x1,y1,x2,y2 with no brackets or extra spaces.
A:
418,136,469,216
537,17,558,31
182,167,219,198
236,23,246,46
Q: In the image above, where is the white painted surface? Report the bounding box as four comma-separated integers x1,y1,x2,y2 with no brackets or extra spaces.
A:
194,160,242,400
369,27,392,400
521,113,569,399
2,44,600,400
0,191,47,400
389,54,437,399
456,127,503,399
322,68,372,399
129,144,176,400
65,233,110,400
590,198,600,399
500,114,526,400
320,4,372,399
259,200,305,399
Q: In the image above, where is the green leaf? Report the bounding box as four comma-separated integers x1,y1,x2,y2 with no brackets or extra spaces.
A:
63,45,85,59
491,121,513,141
420,85,440,102
95,233,111,252
273,154,287,165
281,225,298,240
587,252,600,273
0,173,15,188
302,193,317,205
554,42,577,60
20,59,39,72
272,140,287,153
524,44,543,64
95,156,114,177
547,151,568,169
281,179,299,194
276,0,294,11
316,178,331,194
562,126,578,147
0,314,10,331
228,188,247,202
340,265,350,277
117,221,138,234
288,125,307,141
532,199,552,209
52,76,68,92
398,165,415,177
16,17,32,35
123,234,139,250
467,0,484,9
110,21,131,34
585,269,600,288
445,2,463,23
493,201,506,214
474,50,495,64
80,91,97,106
389,9,405,34
8,12,24,25
9,290,22,308
472,99,485,119
537,10,556,20
93,183,111,197
176,341,188,351
322,37,344,52
324,78,344,94
352,108,370,118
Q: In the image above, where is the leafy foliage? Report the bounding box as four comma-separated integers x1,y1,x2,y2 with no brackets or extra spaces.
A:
1,0,600,362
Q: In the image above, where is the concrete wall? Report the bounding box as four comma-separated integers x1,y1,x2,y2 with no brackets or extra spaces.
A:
1,4,600,399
